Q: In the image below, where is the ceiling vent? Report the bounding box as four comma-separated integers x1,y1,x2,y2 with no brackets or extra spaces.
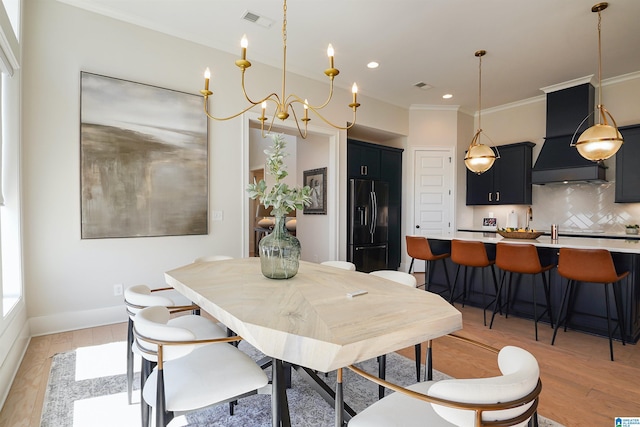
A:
241,10,275,28
414,82,433,91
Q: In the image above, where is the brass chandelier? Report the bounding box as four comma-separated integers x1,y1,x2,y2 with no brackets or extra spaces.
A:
465,50,499,175
199,0,360,139
571,2,623,161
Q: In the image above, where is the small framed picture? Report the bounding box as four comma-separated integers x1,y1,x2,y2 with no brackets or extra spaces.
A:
303,167,327,215
482,217,497,231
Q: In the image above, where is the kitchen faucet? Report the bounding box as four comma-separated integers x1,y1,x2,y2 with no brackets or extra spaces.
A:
526,206,533,229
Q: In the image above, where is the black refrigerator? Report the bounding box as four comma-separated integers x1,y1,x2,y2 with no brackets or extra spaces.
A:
348,179,389,272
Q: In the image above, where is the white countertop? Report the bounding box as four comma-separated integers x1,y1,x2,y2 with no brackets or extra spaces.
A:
423,231,640,254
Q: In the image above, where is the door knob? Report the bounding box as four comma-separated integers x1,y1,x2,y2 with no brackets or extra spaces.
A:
415,225,420,228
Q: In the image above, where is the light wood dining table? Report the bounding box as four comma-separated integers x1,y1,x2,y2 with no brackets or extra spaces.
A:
165,258,462,426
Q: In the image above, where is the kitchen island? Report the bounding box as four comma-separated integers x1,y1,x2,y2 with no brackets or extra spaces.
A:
420,232,640,343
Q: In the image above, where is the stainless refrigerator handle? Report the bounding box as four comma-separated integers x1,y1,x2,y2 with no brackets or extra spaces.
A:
369,191,375,237
372,190,378,235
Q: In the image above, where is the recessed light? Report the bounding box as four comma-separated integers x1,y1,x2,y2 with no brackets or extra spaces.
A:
442,94,453,99
367,62,379,69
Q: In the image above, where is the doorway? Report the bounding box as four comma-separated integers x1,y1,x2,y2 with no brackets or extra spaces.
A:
242,113,341,261
411,148,455,271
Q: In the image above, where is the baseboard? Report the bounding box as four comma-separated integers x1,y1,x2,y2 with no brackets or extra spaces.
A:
29,305,128,337
0,307,30,410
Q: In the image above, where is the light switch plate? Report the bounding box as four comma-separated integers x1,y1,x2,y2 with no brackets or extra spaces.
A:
212,211,223,221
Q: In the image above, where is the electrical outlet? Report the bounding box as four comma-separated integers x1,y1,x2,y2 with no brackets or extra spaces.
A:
113,283,123,296
212,210,223,221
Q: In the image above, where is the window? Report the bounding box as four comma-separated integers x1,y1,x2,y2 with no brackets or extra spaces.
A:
0,0,20,320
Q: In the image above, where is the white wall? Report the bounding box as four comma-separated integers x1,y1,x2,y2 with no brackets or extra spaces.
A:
20,0,408,335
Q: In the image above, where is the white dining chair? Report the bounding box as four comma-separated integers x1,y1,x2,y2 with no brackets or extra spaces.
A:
193,254,234,263
321,260,357,271
124,284,205,405
347,344,541,427
133,306,269,427
369,270,421,399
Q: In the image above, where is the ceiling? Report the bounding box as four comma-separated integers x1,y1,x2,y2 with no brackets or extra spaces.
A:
57,0,640,113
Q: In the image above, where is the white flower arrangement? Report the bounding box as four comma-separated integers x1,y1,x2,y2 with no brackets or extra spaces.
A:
246,134,312,217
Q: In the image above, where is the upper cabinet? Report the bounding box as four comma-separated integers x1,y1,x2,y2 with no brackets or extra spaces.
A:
347,141,381,179
615,124,640,203
466,142,534,205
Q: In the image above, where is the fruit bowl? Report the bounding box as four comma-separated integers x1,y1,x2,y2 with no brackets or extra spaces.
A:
497,229,543,239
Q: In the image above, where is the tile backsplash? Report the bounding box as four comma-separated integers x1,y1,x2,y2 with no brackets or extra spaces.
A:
472,182,640,233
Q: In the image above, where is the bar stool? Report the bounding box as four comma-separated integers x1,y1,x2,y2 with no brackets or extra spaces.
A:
406,236,451,297
551,247,628,361
490,242,554,341
449,239,498,326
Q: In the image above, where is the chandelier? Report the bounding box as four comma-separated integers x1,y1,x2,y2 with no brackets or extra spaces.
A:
199,0,360,139
571,2,623,161
464,50,499,175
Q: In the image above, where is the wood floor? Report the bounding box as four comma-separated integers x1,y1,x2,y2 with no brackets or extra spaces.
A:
1,285,639,427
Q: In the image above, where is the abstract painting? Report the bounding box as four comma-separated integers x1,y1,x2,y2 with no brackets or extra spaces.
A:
80,72,208,238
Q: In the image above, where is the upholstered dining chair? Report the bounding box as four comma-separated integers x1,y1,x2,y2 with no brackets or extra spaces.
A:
124,284,202,405
321,260,357,271
193,254,234,263
125,285,227,426
133,306,269,427
369,270,423,399
406,235,452,297
346,339,542,427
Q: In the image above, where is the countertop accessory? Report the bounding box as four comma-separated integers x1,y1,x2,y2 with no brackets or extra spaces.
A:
497,230,543,240
551,224,559,240
625,224,639,235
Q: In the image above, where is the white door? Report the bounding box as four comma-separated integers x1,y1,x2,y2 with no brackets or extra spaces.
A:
412,149,454,271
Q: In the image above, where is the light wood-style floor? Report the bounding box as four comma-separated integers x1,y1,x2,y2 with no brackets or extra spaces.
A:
1,281,639,427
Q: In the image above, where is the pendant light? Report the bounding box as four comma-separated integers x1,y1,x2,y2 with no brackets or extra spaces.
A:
465,50,498,175
572,2,623,161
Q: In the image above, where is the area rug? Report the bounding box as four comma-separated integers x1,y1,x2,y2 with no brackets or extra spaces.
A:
40,341,563,427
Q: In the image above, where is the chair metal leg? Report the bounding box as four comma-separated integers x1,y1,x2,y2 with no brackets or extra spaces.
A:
414,343,421,382
542,271,554,328
424,340,433,381
551,279,573,346
604,283,615,361
126,317,134,405
612,280,627,346
490,270,508,329
441,258,452,298
377,354,386,399
425,260,432,291
449,265,462,304
335,368,344,427
408,258,415,274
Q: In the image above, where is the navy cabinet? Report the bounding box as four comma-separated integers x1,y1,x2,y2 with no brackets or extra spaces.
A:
347,140,403,270
466,142,534,205
615,124,640,203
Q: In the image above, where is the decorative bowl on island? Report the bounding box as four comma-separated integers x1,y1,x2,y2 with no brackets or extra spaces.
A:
497,228,543,240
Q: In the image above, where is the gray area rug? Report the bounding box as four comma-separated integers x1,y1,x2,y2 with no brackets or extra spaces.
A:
41,341,563,426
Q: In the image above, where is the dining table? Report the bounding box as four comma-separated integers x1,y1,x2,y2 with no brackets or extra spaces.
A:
165,257,462,427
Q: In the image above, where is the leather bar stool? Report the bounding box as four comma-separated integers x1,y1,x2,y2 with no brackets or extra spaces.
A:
551,247,628,361
406,236,451,297
490,242,554,341
449,239,498,326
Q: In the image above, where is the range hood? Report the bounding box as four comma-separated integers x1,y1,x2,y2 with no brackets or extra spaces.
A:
532,79,607,185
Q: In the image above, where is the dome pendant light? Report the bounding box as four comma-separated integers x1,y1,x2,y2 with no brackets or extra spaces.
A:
572,2,623,161
465,50,498,175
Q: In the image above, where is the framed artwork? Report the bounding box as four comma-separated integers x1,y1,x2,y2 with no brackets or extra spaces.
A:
80,72,208,239
303,167,327,215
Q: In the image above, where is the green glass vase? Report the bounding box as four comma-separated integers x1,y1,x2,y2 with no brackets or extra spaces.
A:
258,215,301,279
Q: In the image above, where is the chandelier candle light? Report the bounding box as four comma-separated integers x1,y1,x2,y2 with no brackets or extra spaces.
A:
464,50,499,175
200,0,360,139
571,2,623,161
